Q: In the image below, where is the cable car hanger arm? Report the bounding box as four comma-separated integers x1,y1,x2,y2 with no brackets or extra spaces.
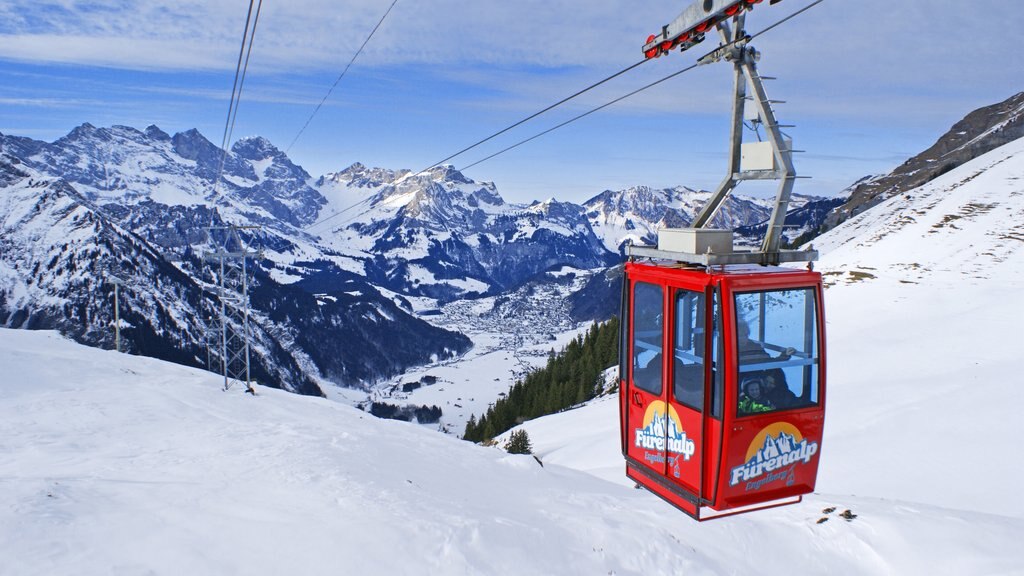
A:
642,0,782,59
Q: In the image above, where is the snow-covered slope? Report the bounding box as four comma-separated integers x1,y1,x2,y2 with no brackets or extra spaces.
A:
3,328,1022,575
812,134,1024,285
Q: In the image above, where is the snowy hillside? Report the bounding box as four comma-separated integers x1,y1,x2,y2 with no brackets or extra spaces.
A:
3,327,1022,575
824,91,1024,229
812,134,1024,285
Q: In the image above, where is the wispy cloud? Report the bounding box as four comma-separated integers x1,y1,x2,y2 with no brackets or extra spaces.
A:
0,96,110,108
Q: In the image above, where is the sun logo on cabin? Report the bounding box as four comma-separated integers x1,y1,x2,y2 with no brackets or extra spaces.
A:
642,400,680,431
744,422,804,462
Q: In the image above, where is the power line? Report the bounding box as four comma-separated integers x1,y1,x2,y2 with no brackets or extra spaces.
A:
286,0,400,154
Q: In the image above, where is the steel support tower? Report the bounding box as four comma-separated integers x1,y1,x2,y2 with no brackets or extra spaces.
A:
204,225,260,394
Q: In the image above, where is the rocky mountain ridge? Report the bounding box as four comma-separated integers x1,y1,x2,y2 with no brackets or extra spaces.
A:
821,91,1024,231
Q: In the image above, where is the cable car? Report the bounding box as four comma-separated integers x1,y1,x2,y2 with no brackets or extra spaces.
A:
620,0,823,519
618,246,825,520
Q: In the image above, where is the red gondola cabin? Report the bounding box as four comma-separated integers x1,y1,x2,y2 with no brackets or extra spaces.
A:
619,260,825,520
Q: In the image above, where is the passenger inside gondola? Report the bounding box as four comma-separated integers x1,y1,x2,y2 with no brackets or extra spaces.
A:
739,371,796,414
737,318,797,414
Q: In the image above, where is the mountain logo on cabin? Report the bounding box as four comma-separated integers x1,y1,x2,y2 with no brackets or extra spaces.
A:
729,422,819,489
634,401,696,461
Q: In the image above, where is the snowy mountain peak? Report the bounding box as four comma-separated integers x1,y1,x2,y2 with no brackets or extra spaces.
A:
63,122,98,140
321,162,408,189
144,124,171,141
425,164,472,185
526,197,584,221
231,135,284,161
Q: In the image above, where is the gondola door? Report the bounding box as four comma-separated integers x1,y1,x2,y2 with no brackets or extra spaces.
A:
662,287,706,498
625,281,670,480
624,270,711,517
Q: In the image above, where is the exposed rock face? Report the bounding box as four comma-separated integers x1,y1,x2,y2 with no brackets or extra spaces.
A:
823,91,1024,230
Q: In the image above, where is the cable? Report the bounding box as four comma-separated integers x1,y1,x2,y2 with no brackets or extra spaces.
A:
461,63,699,172
286,0,399,154
305,0,827,232
303,193,376,232
417,58,651,174
457,0,827,172
749,0,825,41
303,62,687,233
213,0,264,202
219,0,255,157
302,59,652,233
227,0,263,157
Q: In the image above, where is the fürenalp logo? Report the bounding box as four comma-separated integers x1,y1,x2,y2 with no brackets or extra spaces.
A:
634,401,696,461
729,422,818,490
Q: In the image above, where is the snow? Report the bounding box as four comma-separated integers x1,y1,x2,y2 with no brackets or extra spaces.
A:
406,263,489,294
2,326,1022,575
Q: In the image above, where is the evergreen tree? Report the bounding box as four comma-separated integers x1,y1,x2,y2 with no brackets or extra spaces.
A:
505,429,532,454
464,414,478,441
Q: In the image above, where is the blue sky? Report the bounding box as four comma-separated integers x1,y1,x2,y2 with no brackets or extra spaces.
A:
1,0,1022,204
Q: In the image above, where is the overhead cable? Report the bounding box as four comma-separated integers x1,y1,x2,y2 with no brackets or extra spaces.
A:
417,58,651,174
302,59,652,233
305,0,827,233
459,62,699,172
749,0,825,41
457,0,828,172
213,0,264,201
286,0,400,154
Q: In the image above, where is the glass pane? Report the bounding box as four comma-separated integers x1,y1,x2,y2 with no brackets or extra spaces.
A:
735,288,820,416
618,278,629,385
673,290,705,410
632,282,663,395
711,291,724,419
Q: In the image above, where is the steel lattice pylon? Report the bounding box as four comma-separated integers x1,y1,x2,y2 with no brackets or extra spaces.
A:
204,225,260,394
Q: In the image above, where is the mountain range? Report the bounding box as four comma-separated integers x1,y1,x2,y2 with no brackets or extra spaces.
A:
3,90,1021,395
0,121,826,394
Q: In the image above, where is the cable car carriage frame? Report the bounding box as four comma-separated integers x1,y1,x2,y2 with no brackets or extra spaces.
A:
618,0,826,520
